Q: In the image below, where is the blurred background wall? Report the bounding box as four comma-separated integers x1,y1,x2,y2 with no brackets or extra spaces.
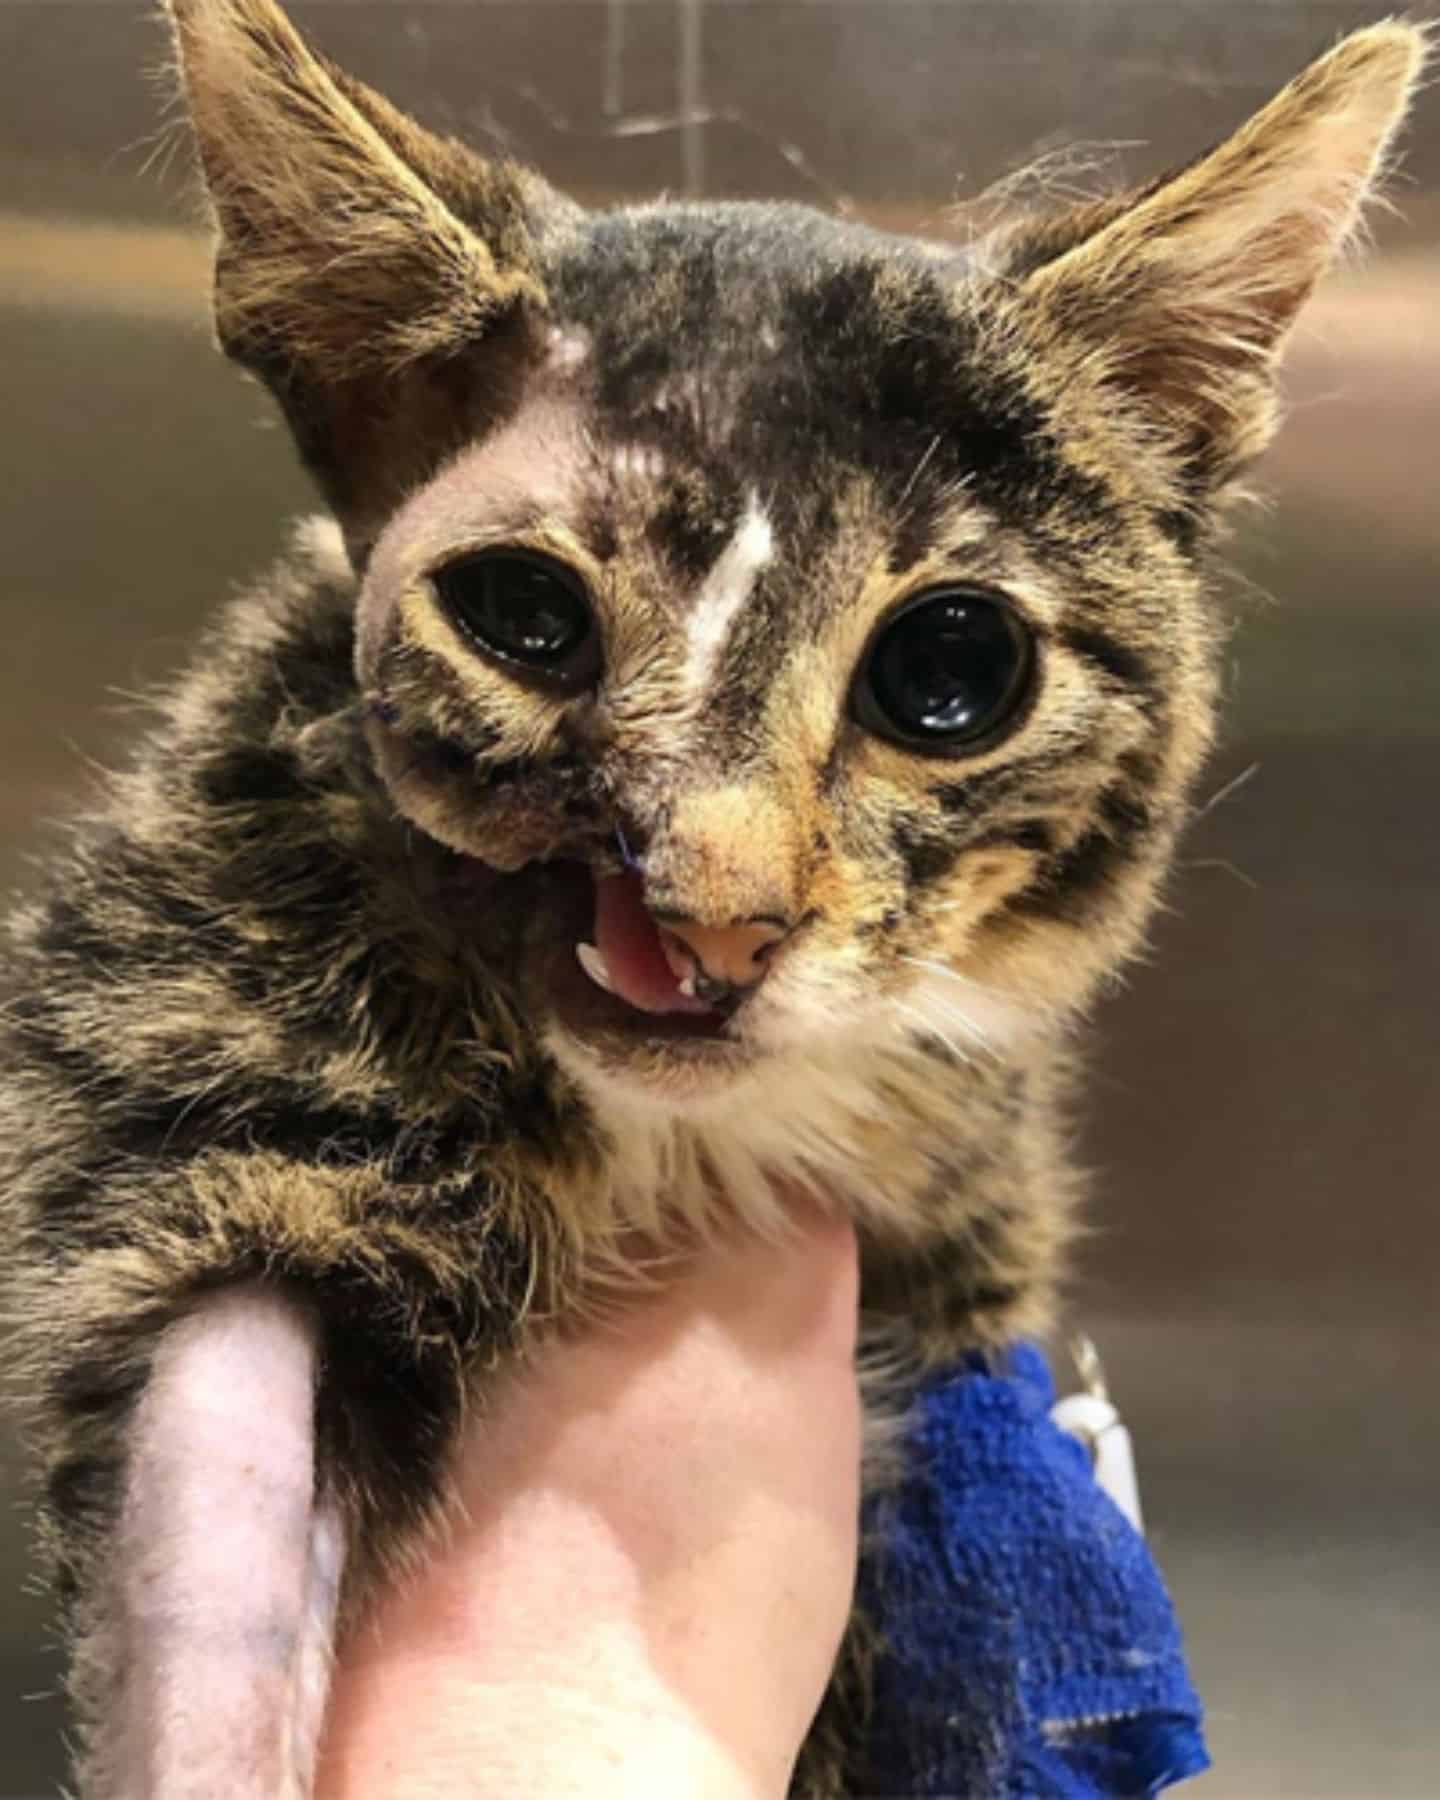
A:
1,3,1436,1793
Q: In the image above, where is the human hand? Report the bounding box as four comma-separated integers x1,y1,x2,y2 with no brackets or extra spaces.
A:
317,1211,862,1799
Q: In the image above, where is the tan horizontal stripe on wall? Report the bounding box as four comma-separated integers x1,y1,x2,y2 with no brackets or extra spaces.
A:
0,212,209,321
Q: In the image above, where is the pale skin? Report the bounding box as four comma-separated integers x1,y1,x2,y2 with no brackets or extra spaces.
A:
316,1214,862,1800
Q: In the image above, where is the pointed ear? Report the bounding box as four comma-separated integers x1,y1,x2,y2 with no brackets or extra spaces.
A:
1014,24,1427,494
165,0,578,539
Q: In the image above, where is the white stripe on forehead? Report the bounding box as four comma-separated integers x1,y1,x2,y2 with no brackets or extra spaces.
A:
683,493,774,696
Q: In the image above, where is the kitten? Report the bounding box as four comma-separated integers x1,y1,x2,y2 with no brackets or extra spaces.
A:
0,2,1423,1794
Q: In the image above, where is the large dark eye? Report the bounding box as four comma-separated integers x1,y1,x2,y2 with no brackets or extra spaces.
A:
433,550,599,688
852,587,1034,752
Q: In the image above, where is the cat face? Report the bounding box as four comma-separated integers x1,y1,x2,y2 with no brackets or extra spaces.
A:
352,212,1209,1096
167,0,1422,1099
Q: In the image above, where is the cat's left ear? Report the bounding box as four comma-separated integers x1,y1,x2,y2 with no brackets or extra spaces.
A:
1014,23,1427,494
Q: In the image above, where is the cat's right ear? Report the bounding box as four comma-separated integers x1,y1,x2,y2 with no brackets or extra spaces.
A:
165,0,579,544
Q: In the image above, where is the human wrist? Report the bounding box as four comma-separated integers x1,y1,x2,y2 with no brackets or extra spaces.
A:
319,1662,789,1800
317,1218,858,1800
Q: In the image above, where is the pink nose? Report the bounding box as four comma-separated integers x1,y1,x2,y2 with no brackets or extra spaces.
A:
658,916,789,993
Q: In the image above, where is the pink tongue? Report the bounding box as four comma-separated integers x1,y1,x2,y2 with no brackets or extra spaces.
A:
593,870,711,1015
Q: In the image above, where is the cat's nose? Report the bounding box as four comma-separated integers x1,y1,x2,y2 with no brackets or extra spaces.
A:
656,914,791,996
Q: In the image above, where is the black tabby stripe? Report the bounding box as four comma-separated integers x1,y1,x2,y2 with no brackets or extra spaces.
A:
196,743,306,809
1009,780,1155,919
890,817,961,888
1152,505,1201,554
973,817,1055,856
933,748,1074,818
1059,625,1158,706
648,473,745,585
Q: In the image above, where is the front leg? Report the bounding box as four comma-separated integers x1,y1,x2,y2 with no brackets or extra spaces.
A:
14,1147,548,1798
82,1285,343,1799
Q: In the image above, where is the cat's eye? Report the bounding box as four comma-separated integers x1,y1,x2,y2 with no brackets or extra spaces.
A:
852,586,1034,753
432,549,600,689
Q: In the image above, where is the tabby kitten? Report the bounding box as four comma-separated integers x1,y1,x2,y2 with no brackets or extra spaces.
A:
0,2,1423,1794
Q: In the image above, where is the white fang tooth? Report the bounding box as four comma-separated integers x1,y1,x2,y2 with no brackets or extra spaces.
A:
677,974,697,999
576,942,616,994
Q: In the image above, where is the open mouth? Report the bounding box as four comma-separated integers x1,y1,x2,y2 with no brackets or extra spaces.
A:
540,863,741,1050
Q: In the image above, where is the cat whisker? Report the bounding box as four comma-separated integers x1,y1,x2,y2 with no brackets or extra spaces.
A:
1191,761,1260,824
893,1000,969,1066
901,956,1000,1019
896,434,943,508
897,958,1025,1058
898,962,1000,1040
900,954,974,985
914,996,994,1057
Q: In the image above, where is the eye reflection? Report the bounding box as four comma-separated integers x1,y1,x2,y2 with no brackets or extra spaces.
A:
432,550,600,688
853,587,1034,752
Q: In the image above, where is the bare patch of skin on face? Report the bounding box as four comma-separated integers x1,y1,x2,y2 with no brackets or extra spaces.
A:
356,392,591,686
682,492,774,699
99,1286,340,1800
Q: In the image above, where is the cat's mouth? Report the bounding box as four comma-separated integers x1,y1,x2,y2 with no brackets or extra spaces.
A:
536,863,748,1058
